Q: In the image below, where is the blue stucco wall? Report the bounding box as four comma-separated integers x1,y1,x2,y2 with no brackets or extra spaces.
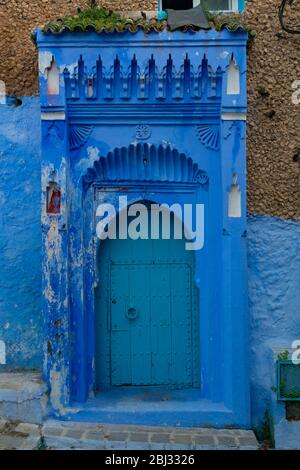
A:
248,215,300,434
0,96,300,432
0,97,42,369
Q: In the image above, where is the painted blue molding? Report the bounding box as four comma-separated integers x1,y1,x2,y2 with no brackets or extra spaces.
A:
196,124,220,150
69,125,93,150
83,142,209,189
64,53,222,103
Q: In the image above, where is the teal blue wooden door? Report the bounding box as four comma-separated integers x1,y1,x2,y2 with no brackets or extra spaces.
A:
95,208,199,389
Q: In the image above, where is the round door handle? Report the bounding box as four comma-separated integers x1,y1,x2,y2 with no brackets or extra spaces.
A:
127,307,138,320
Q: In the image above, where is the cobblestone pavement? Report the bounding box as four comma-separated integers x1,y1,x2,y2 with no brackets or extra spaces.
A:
0,418,259,450
0,419,42,450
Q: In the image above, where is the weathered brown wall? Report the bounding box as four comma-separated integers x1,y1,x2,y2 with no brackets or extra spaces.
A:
246,1,300,220
0,0,299,219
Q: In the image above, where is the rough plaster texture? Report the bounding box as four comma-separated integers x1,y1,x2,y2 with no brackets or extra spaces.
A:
0,372,48,424
0,1,299,219
248,215,300,434
0,97,42,369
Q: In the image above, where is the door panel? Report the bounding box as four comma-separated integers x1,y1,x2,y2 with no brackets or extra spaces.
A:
110,263,193,387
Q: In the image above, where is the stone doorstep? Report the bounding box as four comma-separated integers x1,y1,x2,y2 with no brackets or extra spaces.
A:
42,421,259,450
0,419,259,450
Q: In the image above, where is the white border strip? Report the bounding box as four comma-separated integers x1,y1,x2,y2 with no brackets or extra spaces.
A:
41,111,66,121
222,112,246,121
194,0,238,12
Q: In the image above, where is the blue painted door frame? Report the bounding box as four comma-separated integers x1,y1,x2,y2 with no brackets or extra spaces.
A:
37,29,250,427
95,206,199,389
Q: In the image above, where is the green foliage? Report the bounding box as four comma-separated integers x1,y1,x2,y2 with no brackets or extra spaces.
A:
43,6,166,34
202,3,256,37
255,410,274,448
278,350,289,361
42,4,255,38
279,379,300,398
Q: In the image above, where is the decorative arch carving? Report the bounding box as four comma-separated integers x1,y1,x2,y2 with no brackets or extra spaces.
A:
83,143,209,189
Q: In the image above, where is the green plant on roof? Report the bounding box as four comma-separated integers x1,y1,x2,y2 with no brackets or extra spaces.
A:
43,3,165,34
202,2,256,37
41,0,256,38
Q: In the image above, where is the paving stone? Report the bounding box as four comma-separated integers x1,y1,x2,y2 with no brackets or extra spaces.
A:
19,436,42,450
15,422,41,436
215,429,237,436
63,428,84,439
172,434,193,445
217,436,238,447
239,445,259,450
0,434,28,450
85,430,106,441
149,442,167,450
0,418,8,432
130,432,151,442
194,435,215,446
238,436,259,448
105,441,128,450
236,429,256,437
104,431,129,441
126,442,151,450
44,435,103,450
43,427,64,437
150,432,171,443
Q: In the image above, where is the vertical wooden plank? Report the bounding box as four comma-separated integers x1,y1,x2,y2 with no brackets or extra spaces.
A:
150,265,172,385
111,331,132,386
110,265,131,386
170,264,193,387
130,265,152,385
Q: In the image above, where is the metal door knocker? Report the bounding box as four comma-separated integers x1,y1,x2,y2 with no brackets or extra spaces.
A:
127,306,138,320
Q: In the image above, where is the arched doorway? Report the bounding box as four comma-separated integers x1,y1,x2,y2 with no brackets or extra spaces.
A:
95,202,199,390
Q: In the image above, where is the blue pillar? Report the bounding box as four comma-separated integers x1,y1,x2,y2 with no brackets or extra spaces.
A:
40,56,71,412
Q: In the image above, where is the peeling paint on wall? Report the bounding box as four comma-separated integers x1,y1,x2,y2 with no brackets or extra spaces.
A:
0,341,6,364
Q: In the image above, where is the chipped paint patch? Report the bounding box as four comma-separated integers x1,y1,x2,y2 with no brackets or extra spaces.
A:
49,368,69,414
220,50,230,59
39,51,53,77
75,146,100,176
0,341,6,364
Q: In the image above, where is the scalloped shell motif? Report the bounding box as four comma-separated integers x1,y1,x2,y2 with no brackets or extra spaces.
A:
69,125,93,150
83,143,209,188
196,125,220,151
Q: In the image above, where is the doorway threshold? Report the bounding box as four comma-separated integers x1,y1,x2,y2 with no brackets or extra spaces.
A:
60,388,241,429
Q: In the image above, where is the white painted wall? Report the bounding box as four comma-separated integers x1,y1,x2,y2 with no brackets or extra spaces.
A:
227,59,240,95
